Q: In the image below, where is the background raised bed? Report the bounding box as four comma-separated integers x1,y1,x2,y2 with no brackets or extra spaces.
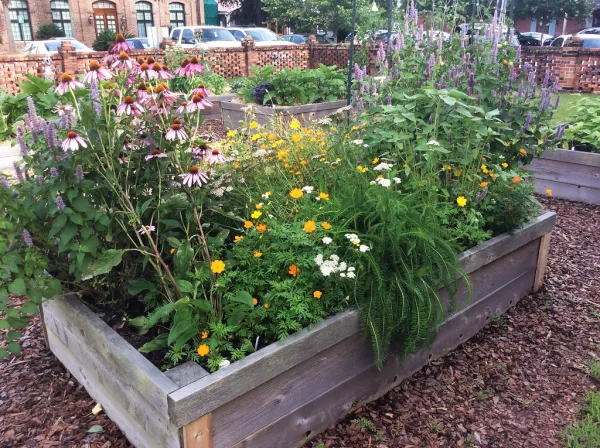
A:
529,149,600,205
41,211,556,448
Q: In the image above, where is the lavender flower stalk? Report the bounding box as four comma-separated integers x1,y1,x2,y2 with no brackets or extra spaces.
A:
23,229,33,248
55,195,65,210
38,175,45,185
76,165,84,181
27,96,38,120
50,167,59,178
13,162,24,183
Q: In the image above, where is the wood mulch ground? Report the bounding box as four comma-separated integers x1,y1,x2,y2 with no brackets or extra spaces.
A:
1,197,598,448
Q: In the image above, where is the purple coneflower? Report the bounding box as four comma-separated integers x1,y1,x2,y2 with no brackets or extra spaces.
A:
83,60,113,84
55,195,65,210
185,145,206,159
177,101,189,114
145,83,179,111
181,166,209,187
137,63,154,80
153,63,173,80
166,120,188,141
204,148,226,164
192,83,210,98
135,82,149,101
55,73,85,95
184,56,204,77
174,59,190,77
145,148,168,161
186,93,213,113
112,51,137,72
54,103,73,117
117,96,144,116
62,130,87,152
111,34,131,54
138,225,156,234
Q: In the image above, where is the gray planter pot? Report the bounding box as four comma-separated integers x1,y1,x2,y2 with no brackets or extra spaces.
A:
41,211,556,448
529,149,600,205
221,100,348,130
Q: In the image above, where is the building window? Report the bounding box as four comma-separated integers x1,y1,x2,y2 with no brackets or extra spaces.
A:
136,1,153,38
93,1,118,36
51,0,72,37
169,2,185,28
8,0,33,41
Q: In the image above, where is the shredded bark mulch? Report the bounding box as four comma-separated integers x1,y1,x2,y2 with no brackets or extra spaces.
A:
1,197,598,448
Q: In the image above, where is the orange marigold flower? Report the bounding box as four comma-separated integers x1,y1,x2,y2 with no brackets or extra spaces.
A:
210,260,226,274
256,223,267,233
288,264,299,277
313,290,323,299
254,251,263,258
546,189,553,197
321,222,332,230
480,182,489,188
264,303,269,309
519,148,527,155
201,331,208,339
197,344,210,357
289,188,304,199
304,220,317,233
234,235,244,243
255,203,263,210
319,192,330,201
244,220,253,229
511,176,522,184
252,298,258,305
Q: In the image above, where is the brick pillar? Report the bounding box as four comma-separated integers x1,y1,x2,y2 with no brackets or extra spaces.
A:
368,45,378,74
307,35,318,69
58,41,77,75
242,35,257,76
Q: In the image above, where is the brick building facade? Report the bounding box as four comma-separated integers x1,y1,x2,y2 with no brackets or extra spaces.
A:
515,0,600,37
0,0,204,53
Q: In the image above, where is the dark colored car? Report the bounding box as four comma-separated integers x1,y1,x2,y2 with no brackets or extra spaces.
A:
282,34,331,44
514,31,542,46
126,38,157,49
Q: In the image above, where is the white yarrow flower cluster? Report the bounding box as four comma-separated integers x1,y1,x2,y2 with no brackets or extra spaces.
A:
314,254,355,278
261,192,271,199
427,140,440,146
359,245,371,253
370,178,392,187
373,162,393,171
322,237,333,245
345,233,361,245
252,149,268,158
393,177,402,184
301,185,314,194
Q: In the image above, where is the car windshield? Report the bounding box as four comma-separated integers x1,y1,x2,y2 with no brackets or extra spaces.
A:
246,29,282,42
198,28,236,42
583,38,600,48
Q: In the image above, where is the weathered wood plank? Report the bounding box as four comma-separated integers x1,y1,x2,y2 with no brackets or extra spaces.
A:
457,211,556,275
235,267,536,448
529,157,600,190
46,329,171,448
534,233,552,292
532,178,600,205
166,362,210,388
183,413,213,448
538,148,600,167
43,297,180,447
210,237,539,447
168,309,361,427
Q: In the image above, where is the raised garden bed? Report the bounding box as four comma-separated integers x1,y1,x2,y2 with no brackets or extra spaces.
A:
202,94,241,123
221,100,347,130
529,149,600,205
41,211,556,448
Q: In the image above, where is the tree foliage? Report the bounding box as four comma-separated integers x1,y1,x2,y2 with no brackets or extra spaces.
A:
513,0,593,23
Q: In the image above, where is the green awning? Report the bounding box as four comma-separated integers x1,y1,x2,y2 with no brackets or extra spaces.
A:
204,0,219,25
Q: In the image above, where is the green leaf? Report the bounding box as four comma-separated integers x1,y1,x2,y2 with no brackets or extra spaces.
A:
139,333,169,353
128,316,149,335
6,331,22,341
0,319,10,329
175,279,195,294
20,301,39,315
174,244,194,277
188,299,213,313
160,219,183,229
7,341,21,356
72,196,93,214
166,236,182,248
127,278,154,296
145,302,178,328
8,278,26,295
229,291,254,308
87,425,104,434
0,287,8,303
0,348,8,358
81,249,125,281
49,214,68,238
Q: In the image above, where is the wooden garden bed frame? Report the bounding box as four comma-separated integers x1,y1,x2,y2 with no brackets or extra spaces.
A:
221,100,348,130
529,149,600,205
41,211,556,448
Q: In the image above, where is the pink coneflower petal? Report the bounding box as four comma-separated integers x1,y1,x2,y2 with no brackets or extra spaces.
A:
112,34,132,54
145,148,168,161
138,225,156,234
180,166,209,187
204,148,226,164
61,130,87,152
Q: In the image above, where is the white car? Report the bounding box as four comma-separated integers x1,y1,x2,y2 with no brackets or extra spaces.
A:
550,34,573,47
20,39,92,54
170,26,241,49
228,27,296,46
576,28,600,35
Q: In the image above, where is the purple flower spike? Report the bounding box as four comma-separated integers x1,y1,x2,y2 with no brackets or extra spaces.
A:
23,229,33,248
55,195,65,210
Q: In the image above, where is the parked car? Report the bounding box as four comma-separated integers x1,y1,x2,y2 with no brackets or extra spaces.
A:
126,37,157,50
170,26,241,49
576,28,600,35
550,34,572,47
228,27,295,46
20,39,92,54
519,31,553,45
550,33,600,48
282,34,331,44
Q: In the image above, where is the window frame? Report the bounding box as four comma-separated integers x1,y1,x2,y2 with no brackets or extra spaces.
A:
51,0,73,37
169,2,186,29
135,1,154,38
8,0,33,42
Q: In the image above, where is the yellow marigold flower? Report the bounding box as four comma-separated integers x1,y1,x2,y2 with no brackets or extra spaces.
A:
266,191,272,196
234,235,244,243
546,189,553,197
320,157,326,162
372,157,380,164
260,144,268,150
264,303,269,309
170,248,176,254
501,162,508,168
351,125,359,130
234,162,240,169
255,203,262,210
288,264,299,277
512,176,522,184
251,210,262,219
249,121,259,129
244,220,253,229
256,223,267,233
290,119,301,130
252,298,258,305
304,220,317,233
254,251,262,258
291,134,301,143
457,196,467,207
519,148,527,155
481,164,487,171
321,222,332,230
227,130,236,138
404,163,409,169
319,192,330,201
268,133,277,141
201,331,208,339
210,260,226,274
480,182,489,188
251,134,261,141
444,164,452,171
289,188,304,199
313,290,323,299
197,344,210,357
453,170,462,177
